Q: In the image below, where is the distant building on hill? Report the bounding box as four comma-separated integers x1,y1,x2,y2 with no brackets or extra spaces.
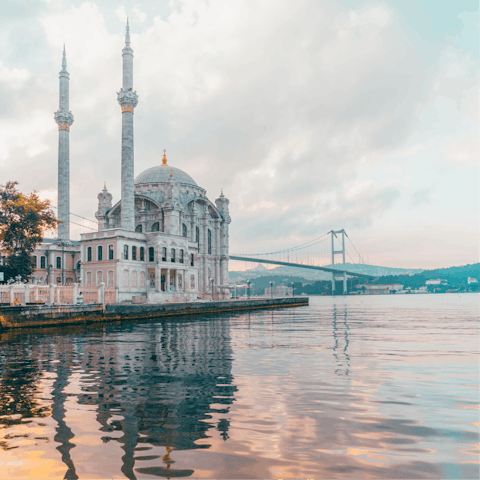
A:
426,279,448,285
357,283,404,295
467,277,478,284
264,285,294,297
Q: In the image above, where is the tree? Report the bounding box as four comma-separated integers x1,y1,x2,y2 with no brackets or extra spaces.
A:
0,181,58,282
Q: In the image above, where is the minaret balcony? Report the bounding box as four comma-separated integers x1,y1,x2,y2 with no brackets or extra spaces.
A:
54,110,74,127
117,89,138,110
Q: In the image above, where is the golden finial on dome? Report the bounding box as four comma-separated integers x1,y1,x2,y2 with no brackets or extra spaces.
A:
104,182,106,189
162,149,168,166
221,188,223,195
170,168,173,177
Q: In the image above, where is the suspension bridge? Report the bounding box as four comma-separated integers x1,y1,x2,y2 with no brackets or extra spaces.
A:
230,229,377,294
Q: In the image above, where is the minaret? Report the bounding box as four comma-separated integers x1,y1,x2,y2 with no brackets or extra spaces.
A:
117,20,138,231
54,46,74,240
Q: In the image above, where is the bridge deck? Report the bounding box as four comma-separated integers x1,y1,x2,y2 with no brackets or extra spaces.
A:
230,256,375,279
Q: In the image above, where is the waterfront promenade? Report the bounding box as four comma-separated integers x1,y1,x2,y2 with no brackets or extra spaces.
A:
0,296,308,329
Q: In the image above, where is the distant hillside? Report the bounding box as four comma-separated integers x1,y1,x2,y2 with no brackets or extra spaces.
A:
373,263,480,290
420,263,480,280
229,263,422,281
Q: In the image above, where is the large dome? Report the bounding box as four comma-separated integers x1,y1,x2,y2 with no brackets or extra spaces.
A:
134,165,198,187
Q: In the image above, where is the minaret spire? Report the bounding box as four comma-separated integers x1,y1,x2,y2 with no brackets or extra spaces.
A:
125,18,130,45
117,21,138,231
54,48,74,241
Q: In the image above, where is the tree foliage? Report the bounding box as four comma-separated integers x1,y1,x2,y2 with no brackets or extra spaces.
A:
0,181,58,281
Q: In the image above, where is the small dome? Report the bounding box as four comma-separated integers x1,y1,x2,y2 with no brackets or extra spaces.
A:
134,165,198,187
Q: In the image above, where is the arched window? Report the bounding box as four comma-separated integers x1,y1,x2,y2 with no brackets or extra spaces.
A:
124,245,129,260
108,245,114,260
182,223,188,237
140,247,145,261
151,222,159,232
32,256,37,268
149,247,154,262
132,246,137,260
56,257,61,269
180,249,184,263
107,270,114,287
41,256,46,269
196,226,200,243
97,246,103,261
190,254,194,266
87,247,92,262
171,248,175,263
208,229,212,254
135,225,143,233
162,247,167,262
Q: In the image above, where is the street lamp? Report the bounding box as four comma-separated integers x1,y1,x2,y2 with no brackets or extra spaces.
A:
211,278,214,301
247,280,251,299
270,281,274,298
291,282,295,298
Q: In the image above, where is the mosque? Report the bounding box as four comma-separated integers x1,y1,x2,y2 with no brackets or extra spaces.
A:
23,23,231,302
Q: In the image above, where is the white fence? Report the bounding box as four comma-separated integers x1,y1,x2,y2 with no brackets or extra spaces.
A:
0,284,117,306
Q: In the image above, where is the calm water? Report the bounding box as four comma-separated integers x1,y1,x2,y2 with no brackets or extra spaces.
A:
0,295,478,479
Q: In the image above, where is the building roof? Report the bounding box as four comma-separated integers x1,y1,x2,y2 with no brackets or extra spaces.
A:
134,165,198,187
41,238,81,245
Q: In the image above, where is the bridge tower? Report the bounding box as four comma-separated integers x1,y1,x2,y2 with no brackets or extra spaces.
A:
330,230,347,294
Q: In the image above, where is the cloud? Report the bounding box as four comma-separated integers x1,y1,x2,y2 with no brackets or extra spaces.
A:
0,0,477,267
409,188,433,208
441,134,478,167
0,61,30,87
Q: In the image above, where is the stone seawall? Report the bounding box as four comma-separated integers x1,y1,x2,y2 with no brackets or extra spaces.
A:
0,297,308,330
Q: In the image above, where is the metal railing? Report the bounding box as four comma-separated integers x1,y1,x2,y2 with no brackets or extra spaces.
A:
0,284,117,306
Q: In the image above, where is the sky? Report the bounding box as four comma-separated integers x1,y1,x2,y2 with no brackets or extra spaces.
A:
0,0,478,269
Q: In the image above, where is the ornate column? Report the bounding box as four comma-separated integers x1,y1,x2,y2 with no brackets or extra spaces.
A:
214,219,220,285
117,21,138,232
54,47,74,241
203,218,209,292
197,221,203,292
215,190,231,295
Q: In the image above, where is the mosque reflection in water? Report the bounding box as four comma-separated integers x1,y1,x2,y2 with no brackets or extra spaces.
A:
0,318,237,479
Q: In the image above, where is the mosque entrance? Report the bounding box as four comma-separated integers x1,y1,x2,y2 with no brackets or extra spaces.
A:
148,268,156,290
169,270,176,292
161,270,166,291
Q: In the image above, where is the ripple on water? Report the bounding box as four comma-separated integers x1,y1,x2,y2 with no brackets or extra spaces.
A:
0,294,478,478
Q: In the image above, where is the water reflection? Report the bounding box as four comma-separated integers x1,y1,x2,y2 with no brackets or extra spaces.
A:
0,295,478,479
51,360,77,479
332,304,350,376
0,318,237,478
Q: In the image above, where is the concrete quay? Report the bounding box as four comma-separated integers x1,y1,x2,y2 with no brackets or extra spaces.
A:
0,297,308,330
